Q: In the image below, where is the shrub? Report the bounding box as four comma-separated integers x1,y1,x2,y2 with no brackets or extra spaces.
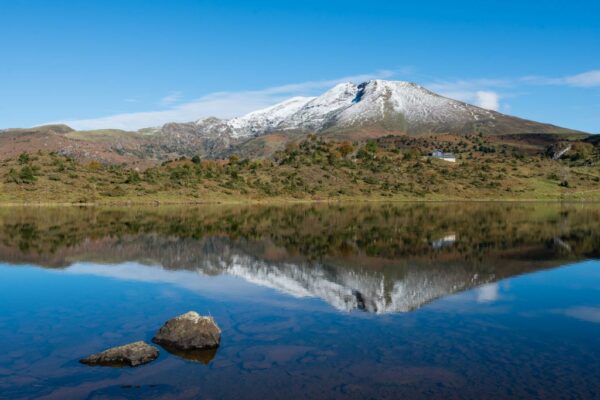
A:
338,142,354,157
125,170,141,184
87,161,103,171
170,166,194,185
18,152,30,165
365,140,378,153
20,166,37,183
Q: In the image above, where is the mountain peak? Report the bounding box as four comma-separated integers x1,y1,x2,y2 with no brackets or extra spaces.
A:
185,79,579,141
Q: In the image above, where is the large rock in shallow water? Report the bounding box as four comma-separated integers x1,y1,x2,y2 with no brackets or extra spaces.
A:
80,341,159,367
152,311,221,351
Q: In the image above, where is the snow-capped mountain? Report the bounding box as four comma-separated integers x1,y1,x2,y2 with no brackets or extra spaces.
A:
12,80,578,163
136,79,577,159
187,79,558,139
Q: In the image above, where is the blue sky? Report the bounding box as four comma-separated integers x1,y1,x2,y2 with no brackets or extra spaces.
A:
1,0,599,132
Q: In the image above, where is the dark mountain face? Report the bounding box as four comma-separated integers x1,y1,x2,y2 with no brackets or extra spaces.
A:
585,134,600,145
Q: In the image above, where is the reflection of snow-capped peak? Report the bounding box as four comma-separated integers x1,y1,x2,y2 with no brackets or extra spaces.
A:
214,253,494,314
54,236,510,314
221,255,360,311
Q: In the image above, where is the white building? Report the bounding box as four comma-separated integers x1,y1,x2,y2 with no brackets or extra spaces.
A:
431,150,456,163
431,233,457,249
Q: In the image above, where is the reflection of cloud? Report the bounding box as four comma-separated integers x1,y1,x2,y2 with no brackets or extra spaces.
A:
476,283,499,303
61,261,260,298
561,306,600,323
56,261,339,314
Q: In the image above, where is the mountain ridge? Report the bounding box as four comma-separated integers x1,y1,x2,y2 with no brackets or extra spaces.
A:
185,79,582,139
0,80,590,163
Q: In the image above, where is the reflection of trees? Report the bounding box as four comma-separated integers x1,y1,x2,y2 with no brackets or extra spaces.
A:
3,223,40,252
0,204,598,263
0,204,598,313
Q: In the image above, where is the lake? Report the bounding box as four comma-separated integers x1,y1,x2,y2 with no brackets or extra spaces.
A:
0,204,598,399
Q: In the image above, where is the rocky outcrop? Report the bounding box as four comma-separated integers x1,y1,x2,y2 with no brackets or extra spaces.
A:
546,142,572,160
80,341,159,367
153,311,221,352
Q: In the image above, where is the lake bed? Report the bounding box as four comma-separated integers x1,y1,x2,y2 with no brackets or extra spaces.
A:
0,204,598,399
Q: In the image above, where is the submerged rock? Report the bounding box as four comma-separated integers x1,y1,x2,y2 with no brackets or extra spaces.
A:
152,311,221,352
80,341,159,367
158,345,218,364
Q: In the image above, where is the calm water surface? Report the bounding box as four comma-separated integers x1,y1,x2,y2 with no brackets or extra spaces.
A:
0,204,599,399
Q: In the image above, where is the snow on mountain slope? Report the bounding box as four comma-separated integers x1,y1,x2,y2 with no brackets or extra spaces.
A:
184,79,573,142
279,82,358,131
335,80,495,128
223,96,314,138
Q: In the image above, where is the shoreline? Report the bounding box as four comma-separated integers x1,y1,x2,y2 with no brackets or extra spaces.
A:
0,197,599,207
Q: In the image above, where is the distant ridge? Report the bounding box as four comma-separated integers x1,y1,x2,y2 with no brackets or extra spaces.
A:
0,80,589,163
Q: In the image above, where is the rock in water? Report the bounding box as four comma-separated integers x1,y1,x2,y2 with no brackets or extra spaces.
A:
152,311,221,351
80,341,159,367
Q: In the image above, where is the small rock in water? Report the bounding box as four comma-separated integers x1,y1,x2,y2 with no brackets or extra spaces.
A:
152,311,221,351
80,341,159,367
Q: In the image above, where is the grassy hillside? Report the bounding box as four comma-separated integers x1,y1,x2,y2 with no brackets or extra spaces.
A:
0,135,599,203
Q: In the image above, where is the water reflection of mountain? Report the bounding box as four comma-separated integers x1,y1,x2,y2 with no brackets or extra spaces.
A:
0,204,598,313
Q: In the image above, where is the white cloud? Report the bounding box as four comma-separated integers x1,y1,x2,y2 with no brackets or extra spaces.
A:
427,79,507,111
435,89,501,111
428,68,600,112
257,69,398,95
52,67,598,131
563,70,600,87
62,92,281,131
427,78,511,93
58,69,399,131
160,91,183,105
521,70,600,88
475,91,500,111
